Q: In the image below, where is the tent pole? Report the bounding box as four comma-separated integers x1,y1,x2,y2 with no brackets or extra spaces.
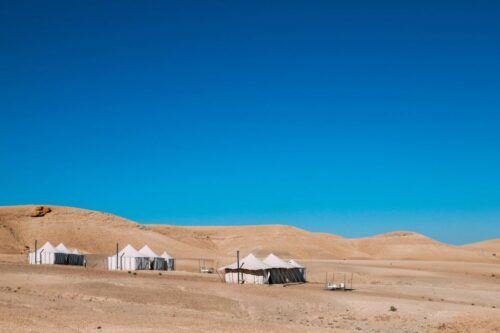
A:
116,243,119,270
237,251,240,285
34,240,37,264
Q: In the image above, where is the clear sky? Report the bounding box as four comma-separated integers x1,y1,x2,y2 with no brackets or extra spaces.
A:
1,1,499,244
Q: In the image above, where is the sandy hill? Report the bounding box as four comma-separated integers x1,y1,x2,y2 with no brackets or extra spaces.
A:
0,205,215,258
462,239,500,255
151,226,498,262
149,225,365,259
1,205,498,262
350,231,495,262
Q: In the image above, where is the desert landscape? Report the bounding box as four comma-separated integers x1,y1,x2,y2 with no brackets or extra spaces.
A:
0,205,499,332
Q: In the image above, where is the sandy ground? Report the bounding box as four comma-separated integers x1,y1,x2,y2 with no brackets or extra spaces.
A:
1,257,499,333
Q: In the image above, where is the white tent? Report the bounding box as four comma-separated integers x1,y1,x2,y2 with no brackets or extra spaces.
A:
55,243,70,254
72,249,81,255
288,259,306,282
107,244,148,271
263,253,294,268
288,259,304,268
263,253,297,283
29,242,86,266
161,251,175,271
219,253,271,284
29,241,56,264
138,245,159,258
161,251,173,260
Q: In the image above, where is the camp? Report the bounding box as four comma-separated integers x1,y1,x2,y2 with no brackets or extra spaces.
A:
219,253,271,284
28,242,86,266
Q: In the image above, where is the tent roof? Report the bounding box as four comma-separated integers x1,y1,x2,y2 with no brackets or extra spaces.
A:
116,244,143,258
35,241,55,254
263,253,294,269
219,253,271,271
288,259,305,268
138,245,159,258
72,249,81,255
55,243,70,254
161,251,173,259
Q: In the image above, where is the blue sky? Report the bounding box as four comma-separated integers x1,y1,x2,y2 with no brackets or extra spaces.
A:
1,1,499,244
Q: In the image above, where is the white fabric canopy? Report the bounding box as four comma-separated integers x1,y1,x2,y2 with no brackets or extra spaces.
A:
29,241,55,264
55,243,70,254
161,251,173,259
288,259,304,268
118,244,143,257
263,253,294,269
38,241,56,254
138,245,159,258
219,253,271,271
107,244,146,271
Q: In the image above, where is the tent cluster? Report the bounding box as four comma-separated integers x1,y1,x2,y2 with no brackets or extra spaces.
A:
107,244,175,271
28,242,86,266
219,253,306,285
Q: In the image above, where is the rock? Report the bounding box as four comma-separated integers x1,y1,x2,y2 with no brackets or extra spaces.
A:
30,206,52,217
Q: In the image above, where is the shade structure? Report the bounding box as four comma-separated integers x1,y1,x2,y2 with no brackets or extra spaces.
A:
288,259,306,282
263,254,299,284
138,245,159,258
161,251,175,271
29,241,56,264
29,242,86,266
55,243,70,254
219,253,271,284
107,244,149,271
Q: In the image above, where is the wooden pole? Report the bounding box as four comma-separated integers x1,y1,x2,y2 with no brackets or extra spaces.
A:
34,240,38,264
237,251,240,284
116,243,119,270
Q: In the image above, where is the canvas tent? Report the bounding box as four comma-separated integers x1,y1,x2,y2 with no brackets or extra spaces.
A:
55,243,70,254
288,259,306,282
219,253,271,284
29,241,56,264
138,245,169,270
263,253,299,284
28,242,86,266
107,244,149,271
161,251,175,271
138,245,158,258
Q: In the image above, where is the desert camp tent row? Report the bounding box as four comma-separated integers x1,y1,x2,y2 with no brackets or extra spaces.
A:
28,242,86,266
107,244,175,271
219,253,306,285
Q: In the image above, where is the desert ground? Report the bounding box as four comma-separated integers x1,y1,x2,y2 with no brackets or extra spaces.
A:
0,205,499,332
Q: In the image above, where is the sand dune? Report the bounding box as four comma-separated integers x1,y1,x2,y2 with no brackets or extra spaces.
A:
462,239,500,255
1,205,498,264
0,205,215,258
